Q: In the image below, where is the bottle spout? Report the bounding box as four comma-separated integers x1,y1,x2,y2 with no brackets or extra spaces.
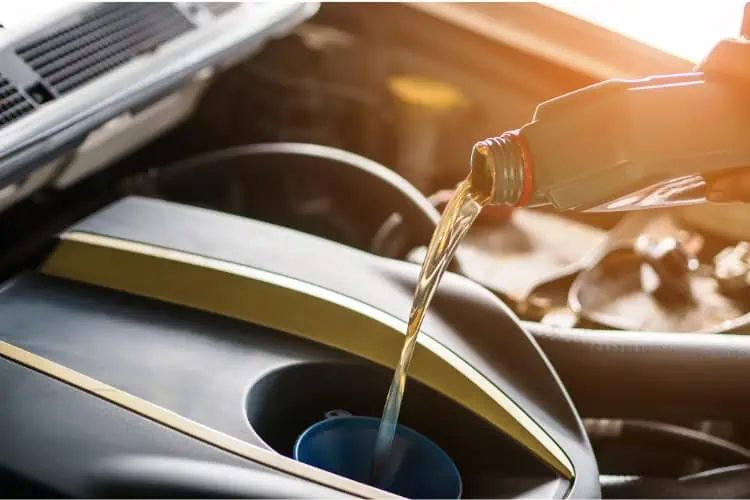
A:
469,141,495,204
469,132,529,207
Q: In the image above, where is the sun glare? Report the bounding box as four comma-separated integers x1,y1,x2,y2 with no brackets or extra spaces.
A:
543,0,746,63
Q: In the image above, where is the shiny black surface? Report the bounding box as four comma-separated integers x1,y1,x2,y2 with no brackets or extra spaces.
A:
0,196,600,497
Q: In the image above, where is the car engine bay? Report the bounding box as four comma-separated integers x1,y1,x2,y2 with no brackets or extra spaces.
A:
2,2,750,499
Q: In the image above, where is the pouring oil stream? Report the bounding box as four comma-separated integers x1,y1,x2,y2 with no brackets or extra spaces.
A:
371,178,485,486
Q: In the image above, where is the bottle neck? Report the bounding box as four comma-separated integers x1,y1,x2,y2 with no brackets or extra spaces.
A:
469,131,529,206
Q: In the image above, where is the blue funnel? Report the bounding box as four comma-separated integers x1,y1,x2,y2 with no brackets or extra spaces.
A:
293,416,462,499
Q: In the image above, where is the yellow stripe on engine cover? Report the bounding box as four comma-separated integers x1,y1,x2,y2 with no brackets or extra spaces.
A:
0,341,394,498
41,231,574,480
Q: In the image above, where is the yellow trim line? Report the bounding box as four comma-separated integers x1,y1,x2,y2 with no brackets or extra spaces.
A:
0,341,394,498
41,231,574,479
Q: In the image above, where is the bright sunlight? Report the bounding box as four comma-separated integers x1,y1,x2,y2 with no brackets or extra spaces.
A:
543,0,747,63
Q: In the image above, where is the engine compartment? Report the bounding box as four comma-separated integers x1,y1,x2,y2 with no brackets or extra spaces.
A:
3,2,750,498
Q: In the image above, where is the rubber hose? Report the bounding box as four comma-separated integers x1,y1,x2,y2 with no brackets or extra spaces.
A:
586,420,750,466
525,321,750,420
600,464,750,499
142,142,467,271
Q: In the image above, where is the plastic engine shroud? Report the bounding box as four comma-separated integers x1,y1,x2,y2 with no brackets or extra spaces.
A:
0,196,599,498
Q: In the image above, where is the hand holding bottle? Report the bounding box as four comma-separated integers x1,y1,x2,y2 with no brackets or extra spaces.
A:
697,5,750,204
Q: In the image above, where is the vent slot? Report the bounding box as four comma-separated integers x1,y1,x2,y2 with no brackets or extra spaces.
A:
204,3,240,17
17,3,194,95
0,76,35,128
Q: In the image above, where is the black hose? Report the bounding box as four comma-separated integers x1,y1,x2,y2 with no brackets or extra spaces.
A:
586,419,750,467
527,322,750,420
601,464,750,499
131,142,467,271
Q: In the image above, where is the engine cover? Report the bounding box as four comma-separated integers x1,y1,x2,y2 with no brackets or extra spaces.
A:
0,196,598,498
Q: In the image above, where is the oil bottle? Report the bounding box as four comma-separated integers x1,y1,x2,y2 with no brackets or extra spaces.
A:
469,72,750,212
